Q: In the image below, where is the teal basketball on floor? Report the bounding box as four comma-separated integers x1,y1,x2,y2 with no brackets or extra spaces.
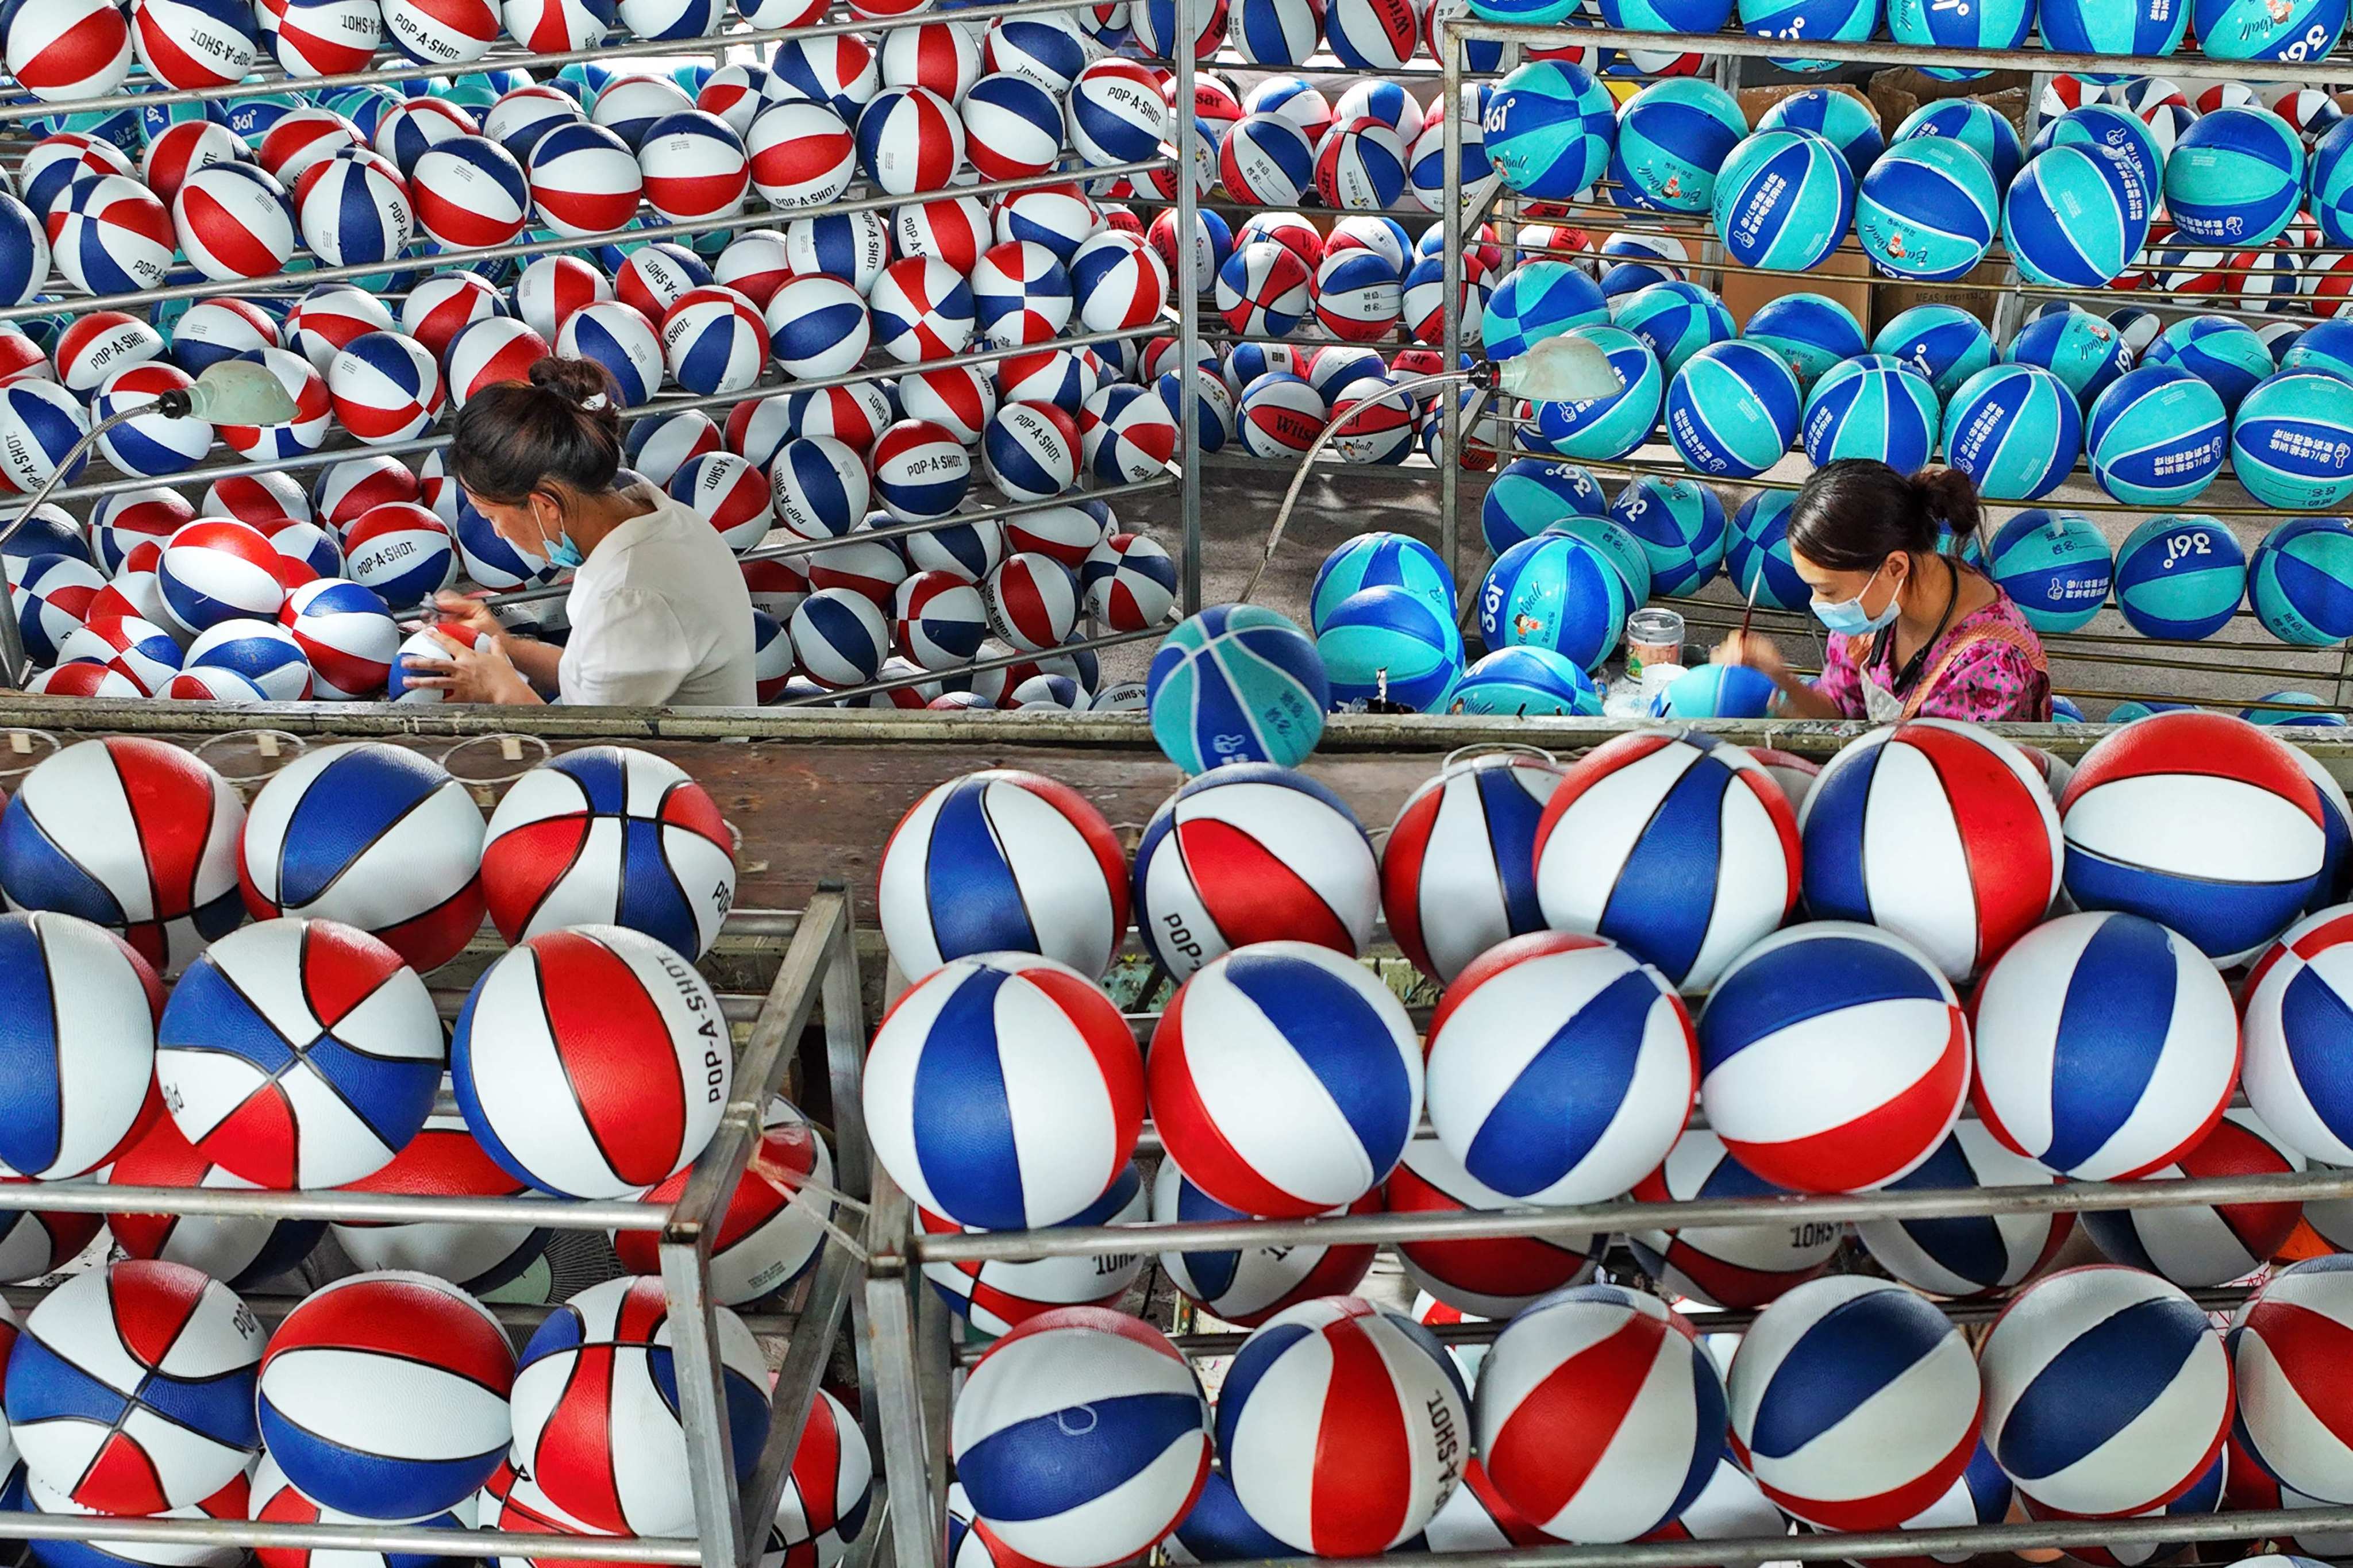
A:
1447,645,1601,715
1610,280,1735,377
1609,78,1747,214
1855,137,1999,281
2165,107,2304,245
1653,661,1776,719
2031,105,2161,192
1527,325,1663,462
2283,319,2353,382
1756,87,1884,177
1666,340,1801,479
1712,129,1856,272
2088,366,2228,507
1888,0,2032,78
2194,0,2347,61
1728,488,1807,611
1893,99,2024,190
1478,532,1629,672
2039,0,2189,76
1983,509,2113,633
2312,119,2353,246
1484,60,1618,200
2231,371,2353,511
2004,145,2154,287
2005,304,2134,407
1803,357,1940,472
1318,585,1464,712
1310,531,1455,633
1550,514,1654,604
1742,291,1865,391
1736,0,1881,70
1146,604,1330,773
1942,364,2082,501
1481,457,1606,556
1480,260,1609,361
2251,514,2353,645
2243,691,2348,726
1609,473,1727,595
1873,305,1996,400
2143,317,2276,414
2113,513,2248,639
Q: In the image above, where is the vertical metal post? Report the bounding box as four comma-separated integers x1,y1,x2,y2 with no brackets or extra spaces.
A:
1173,0,1203,615
660,1237,746,1568
821,889,881,1440
862,1168,935,1568
1439,14,1465,591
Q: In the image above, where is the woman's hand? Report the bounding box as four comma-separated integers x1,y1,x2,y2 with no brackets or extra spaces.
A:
1715,631,1789,681
398,627,542,706
427,591,505,647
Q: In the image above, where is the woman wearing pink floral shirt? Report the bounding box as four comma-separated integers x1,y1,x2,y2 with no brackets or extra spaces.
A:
1716,460,2052,724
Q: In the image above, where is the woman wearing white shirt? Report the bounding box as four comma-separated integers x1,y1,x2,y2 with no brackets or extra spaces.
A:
399,357,757,707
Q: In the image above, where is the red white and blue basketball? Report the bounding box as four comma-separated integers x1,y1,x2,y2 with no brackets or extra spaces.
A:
853,85,962,198
6,1260,261,1512
410,135,528,251
658,285,766,398
286,284,396,374
157,519,288,632
1799,720,2062,980
768,436,869,545
5,552,101,666
1069,230,1168,332
160,667,270,703
1726,1275,1980,1529
382,0,497,63
443,318,549,411
1532,729,1799,992
182,618,312,702
215,346,332,463
1315,117,1409,210
919,1164,1146,1336
1854,1120,2070,1297
6,0,130,103
1219,111,1315,205
637,110,750,224
1080,533,1175,629
317,1109,544,1292
791,587,889,688
1380,751,1559,983
1081,381,1180,484
872,419,970,521
290,149,410,269
1152,1161,1375,1327
1068,58,1168,168
342,502,456,609
743,101,853,211
1233,0,1321,63
526,121,642,237
1148,939,1417,1215
2059,711,2327,963
165,164,291,286
0,910,160,1182
53,613,180,698
1388,1135,1600,1314
667,450,773,553
511,255,610,342
553,300,663,409
870,255,975,363
613,1100,833,1308
762,276,870,383
1626,1127,1842,1308
398,275,502,366
325,331,442,445
1980,1265,2229,1517
1216,1297,1466,1554
279,577,396,699
20,134,133,225
2246,905,2353,1164
1970,910,2239,1181
2078,1106,2305,1285
240,742,486,973
86,364,209,481
982,402,1080,503
47,172,175,298
374,97,477,176
952,1309,1208,1568
2227,1255,2353,1505
971,241,1072,350
103,1115,324,1289
983,552,1077,652
1475,1282,1725,1541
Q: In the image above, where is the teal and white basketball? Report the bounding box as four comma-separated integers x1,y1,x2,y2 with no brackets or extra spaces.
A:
1481,457,1606,556
1982,509,2113,633
1803,357,1941,472
1610,280,1736,378
1478,533,1630,672
1484,60,1619,201
1728,488,1807,611
2004,145,2155,287
1480,260,1610,360
1318,585,1465,712
2311,118,2353,246
2231,371,2353,511
2193,0,2347,62
2283,319,2353,381
1712,129,1857,272
1872,304,1997,400
1609,473,1727,596
2113,514,2248,639
2039,0,2189,78
1742,291,1866,391
1855,137,1999,282
1549,514,1654,604
1737,0,1882,70
1666,340,1802,480
2031,106,2161,192
2242,691,2348,726
2163,107,2304,246
1653,662,1776,719
1310,531,1455,633
1942,364,2082,501
2087,366,2228,507
1447,645,1600,716
1756,87,1884,178
1609,78,1747,214
1888,0,2032,78
1146,604,1330,773
1527,325,1663,461
2142,318,2275,414
2251,514,2353,645
2005,304,2134,407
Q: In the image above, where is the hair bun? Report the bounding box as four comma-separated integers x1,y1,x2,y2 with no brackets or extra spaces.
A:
527,355,619,411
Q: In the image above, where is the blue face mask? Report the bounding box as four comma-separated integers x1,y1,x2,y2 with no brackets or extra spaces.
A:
1811,559,1900,636
544,531,583,571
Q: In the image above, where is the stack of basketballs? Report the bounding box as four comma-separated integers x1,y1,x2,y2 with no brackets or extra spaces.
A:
876,646,2353,1565
0,734,870,1559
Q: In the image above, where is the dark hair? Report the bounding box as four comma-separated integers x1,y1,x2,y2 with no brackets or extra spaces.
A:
450,357,623,506
1785,459,1986,573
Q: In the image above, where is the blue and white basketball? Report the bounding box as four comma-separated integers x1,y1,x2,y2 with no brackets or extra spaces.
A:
2167,107,2304,246
2144,317,2276,414
1855,1122,2069,1296
1480,260,1607,361
2039,0,2189,72
2113,513,2246,639
1873,304,1995,400
1888,0,2032,76
1857,137,1998,280
1942,364,2081,500
2089,367,2228,507
1804,357,1940,471
1982,510,2112,633
1727,1276,1978,1529
1665,340,1800,479
1310,530,1453,631
1755,86,1884,176
1318,585,1462,711
1979,1266,2228,1517
1480,457,1606,556
1527,326,1662,462
1611,473,1724,595
1611,280,1736,377
1479,533,1627,672
1727,490,1805,611
1446,646,1599,717
1742,291,1865,390
1482,59,1616,199
2233,371,2353,510
2252,515,2353,645
1712,129,1855,271
2004,146,2154,287
1610,78,1746,213
1146,604,1328,773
